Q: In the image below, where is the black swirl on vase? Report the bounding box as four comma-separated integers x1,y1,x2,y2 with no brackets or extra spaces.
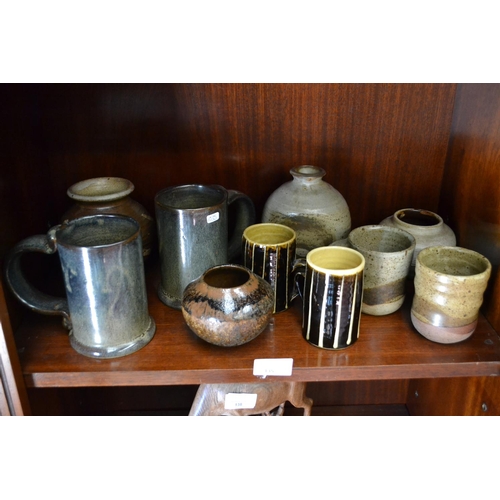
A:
181,264,274,347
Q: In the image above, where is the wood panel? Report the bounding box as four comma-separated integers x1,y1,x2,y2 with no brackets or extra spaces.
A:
440,83,500,332
407,377,500,416
305,380,409,406
32,84,457,230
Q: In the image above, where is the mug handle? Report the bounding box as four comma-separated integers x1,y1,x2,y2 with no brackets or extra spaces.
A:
4,227,70,324
226,189,256,261
291,258,307,302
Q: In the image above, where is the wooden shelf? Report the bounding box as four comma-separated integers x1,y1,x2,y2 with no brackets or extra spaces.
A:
14,267,500,388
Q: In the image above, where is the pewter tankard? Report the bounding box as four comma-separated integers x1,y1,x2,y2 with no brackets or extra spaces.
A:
155,184,255,309
4,214,155,358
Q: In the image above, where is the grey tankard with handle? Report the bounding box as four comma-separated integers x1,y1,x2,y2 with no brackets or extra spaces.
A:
155,184,255,309
4,214,156,359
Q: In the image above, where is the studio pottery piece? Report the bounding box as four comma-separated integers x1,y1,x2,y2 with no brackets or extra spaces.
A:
242,223,297,313
4,215,156,358
411,246,491,344
294,246,365,350
155,184,255,309
380,208,456,269
262,165,351,257
181,264,274,347
63,177,155,259
332,225,416,316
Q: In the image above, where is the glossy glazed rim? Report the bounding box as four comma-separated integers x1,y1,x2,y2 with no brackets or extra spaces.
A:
243,223,296,246
307,246,365,276
202,264,252,289
67,177,134,202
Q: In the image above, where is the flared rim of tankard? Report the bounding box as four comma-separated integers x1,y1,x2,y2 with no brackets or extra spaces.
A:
155,184,227,211
57,214,141,249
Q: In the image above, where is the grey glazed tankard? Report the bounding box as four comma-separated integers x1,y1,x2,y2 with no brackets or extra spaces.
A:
4,214,156,358
155,184,255,309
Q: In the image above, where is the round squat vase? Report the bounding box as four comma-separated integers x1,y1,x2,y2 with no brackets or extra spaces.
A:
262,165,351,257
380,208,456,269
62,177,155,259
181,264,274,347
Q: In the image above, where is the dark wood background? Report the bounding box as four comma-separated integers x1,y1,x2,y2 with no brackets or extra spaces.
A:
1,83,499,415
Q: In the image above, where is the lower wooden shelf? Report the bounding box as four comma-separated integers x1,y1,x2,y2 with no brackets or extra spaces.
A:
13,267,500,388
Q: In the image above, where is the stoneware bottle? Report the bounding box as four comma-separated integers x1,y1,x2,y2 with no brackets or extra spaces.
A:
62,177,155,259
380,208,456,269
262,165,351,257
181,264,274,347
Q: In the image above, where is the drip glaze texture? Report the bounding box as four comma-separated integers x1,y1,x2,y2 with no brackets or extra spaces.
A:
181,264,274,347
262,165,351,258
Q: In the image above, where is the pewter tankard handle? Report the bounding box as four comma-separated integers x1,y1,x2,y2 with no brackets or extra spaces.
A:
226,189,256,261
4,227,71,322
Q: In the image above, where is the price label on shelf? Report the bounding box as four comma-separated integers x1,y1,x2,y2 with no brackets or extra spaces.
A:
253,358,294,378
224,393,258,410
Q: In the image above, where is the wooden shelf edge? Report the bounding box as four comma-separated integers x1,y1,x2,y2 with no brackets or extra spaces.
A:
24,361,500,388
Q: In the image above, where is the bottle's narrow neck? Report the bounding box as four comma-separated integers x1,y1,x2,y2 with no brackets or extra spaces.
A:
290,165,326,183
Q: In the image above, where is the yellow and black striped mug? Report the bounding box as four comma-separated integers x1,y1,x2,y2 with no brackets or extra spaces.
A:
295,246,365,349
242,223,297,313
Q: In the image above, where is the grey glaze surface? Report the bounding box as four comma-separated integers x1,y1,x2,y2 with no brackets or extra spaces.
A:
4,214,155,358
155,184,255,309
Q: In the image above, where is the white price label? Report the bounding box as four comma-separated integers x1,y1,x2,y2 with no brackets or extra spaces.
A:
207,212,220,223
253,358,294,378
224,393,258,410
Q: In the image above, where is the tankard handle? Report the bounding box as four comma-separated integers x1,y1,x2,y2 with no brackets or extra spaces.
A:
291,258,307,302
226,189,256,261
4,228,70,323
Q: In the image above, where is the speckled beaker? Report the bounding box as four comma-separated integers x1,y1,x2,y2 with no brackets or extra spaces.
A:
411,246,491,344
346,225,416,316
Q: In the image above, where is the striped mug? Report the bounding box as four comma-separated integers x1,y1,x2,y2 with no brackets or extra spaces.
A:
295,246,365,349
242,223,297,313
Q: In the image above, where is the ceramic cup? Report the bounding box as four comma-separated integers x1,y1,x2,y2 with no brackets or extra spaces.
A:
333,225,416,315
295,246,365,350
242,223,297,313
4,214,156,358
155,184,255,309
411,246,492,344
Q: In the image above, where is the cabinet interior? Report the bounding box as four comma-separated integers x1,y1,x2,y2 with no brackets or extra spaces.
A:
1,83,499,415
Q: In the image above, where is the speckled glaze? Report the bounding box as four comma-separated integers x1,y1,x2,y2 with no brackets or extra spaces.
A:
262,165,351,257
411,246,492,344
181,264,274,347
4,215,156,358
155,185,255,309
242,223,297,313
63,177,155,259
295,246,365,350
380,208,456,269
345,225,415,315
